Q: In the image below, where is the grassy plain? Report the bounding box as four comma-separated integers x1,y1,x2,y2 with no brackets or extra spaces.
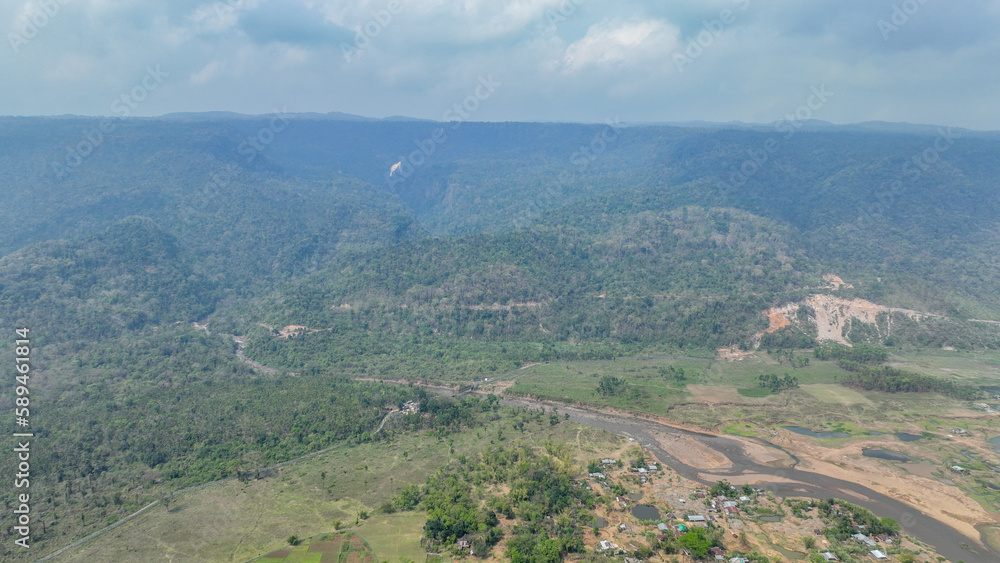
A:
887,348,1000,386
504,348,998,431
504,350,846,414
52,409,624,563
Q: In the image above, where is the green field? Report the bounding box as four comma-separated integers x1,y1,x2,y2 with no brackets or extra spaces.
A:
354,512,428,563
503,348,999,429
258,531,376,563
887,348,1000,386
52,408,624,563
505,350,853,415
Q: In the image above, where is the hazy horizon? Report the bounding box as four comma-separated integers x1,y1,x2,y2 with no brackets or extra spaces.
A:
4,1,1000,129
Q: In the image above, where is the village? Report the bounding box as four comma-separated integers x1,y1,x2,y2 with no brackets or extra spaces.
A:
571,446,932,563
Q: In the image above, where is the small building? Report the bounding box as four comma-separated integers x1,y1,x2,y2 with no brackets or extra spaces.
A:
853,533,876,547
709,547,725,560
723,500,738,508
456,535,472,549
870,550,888,560
821,552,839,562
601,458,616,465
589,472,606,479
739,496,751,502
725,506,739,515
695,491,706,499
657,523,669,532
648,463,658,471
687,515,706,522
599,540,615,551
950,465,969,474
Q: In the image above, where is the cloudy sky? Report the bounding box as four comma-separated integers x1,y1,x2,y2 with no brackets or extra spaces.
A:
3,0,999,129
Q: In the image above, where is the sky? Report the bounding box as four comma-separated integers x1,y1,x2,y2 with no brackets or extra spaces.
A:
3,0,1000,130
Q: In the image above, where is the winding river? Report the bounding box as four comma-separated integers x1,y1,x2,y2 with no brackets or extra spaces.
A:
489,396,997,563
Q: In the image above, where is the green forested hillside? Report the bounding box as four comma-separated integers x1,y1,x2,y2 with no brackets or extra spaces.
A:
240,206,814,372
0,216,216,341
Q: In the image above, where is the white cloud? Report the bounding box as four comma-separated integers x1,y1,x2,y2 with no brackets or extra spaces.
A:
3,0,1000,128
190,0,254,34
562,19,679,73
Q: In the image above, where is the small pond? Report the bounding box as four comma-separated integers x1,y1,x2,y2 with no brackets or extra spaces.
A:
631,504,661,521
772,544,805,560
895,432,924,442
989,436,1000,455
591,516,607,528
783,426,849,439
863,449,913,462
758,514,783,523
627,492,644,502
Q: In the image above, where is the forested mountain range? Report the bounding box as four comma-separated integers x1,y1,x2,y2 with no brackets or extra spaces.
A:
3,116,998,346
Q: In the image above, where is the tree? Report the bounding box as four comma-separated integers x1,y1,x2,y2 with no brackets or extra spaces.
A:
879,516,901,534
287,535,299,546
597,375,627,397
678,528,711,559
533,539,562,563
709,480,733,498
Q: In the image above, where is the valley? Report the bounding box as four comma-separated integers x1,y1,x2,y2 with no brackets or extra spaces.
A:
2,117,1000,563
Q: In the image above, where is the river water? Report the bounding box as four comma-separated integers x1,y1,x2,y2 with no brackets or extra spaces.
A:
493,396,998,563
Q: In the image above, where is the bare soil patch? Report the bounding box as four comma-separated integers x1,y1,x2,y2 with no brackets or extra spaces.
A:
307,540,341,553
717,345,756,362
648,430,732,471
772,430,997,544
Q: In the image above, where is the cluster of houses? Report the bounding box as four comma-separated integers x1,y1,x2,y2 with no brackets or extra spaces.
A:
704,493,752,518
590,459,661,485
629,461,659,484
589,458,621,481
851,531,895,560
